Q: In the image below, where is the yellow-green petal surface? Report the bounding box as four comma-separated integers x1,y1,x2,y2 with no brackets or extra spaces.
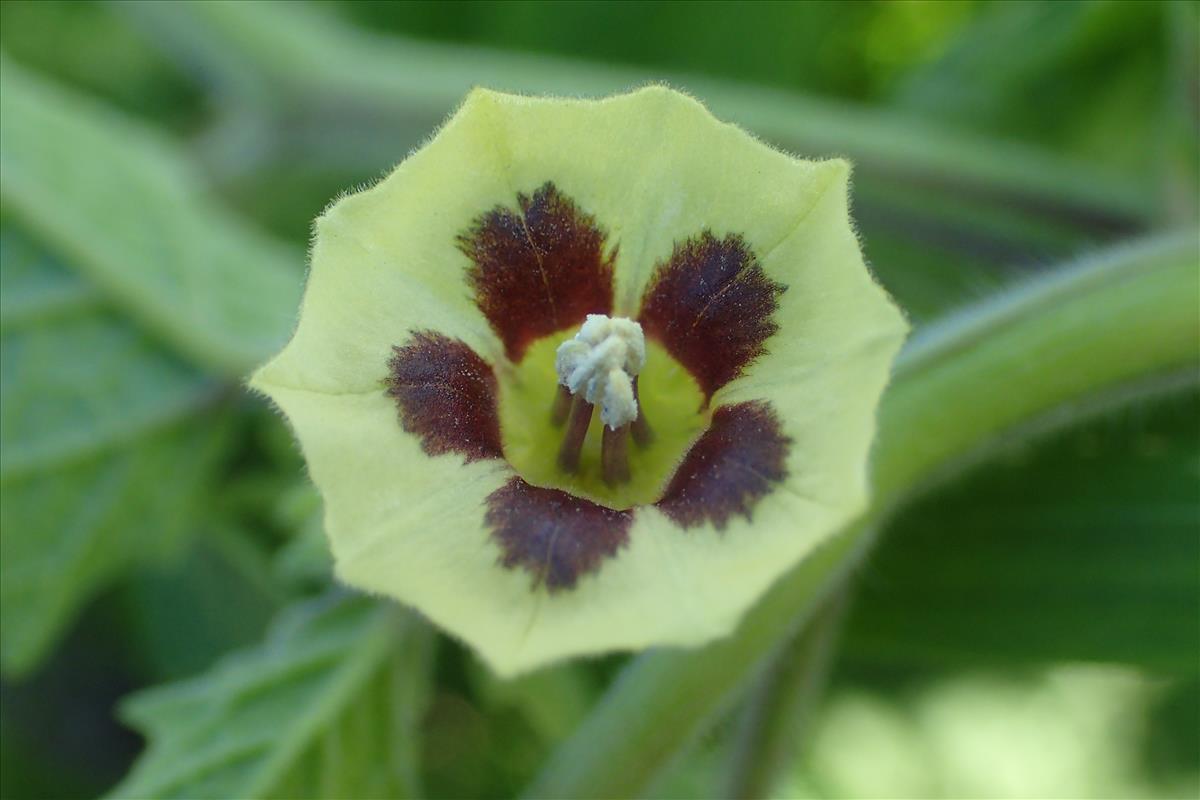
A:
252,86,907,676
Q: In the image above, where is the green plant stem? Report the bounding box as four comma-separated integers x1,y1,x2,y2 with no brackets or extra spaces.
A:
116,0,1152,225
525,232,1199,799
1162,0,1199,225
721,589,849,800
874,233,1199,505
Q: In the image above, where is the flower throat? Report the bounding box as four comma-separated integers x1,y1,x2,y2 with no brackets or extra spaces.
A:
552,315,653,485
497,317,710,511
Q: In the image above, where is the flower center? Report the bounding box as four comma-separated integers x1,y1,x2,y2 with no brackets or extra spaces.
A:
552,315,647,484
497,317,709,510
555,315,645,431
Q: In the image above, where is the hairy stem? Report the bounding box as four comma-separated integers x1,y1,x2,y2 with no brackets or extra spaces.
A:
116,0,1151,226
721,589,849,800
525,232,1199,799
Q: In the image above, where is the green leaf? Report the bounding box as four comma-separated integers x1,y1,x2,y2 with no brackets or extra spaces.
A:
844,387,1200,673
110,593,433,800
114,0,1155,329
526,234,1199,798
0,230,214,478
0,0,202,129
469,661,596,743
116,0,1153,219
270,483,333,589
1,422,229,675
0,223,95,328
0,228,228,675
119,531,286,682
0,54,301,374
892,1,1166,181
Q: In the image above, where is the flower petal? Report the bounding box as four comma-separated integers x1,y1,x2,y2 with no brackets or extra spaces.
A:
638,233,785,399
656,401,790,529
253,91,520,395
260,376,827,677
478,480,842,674
252,87,907,676
714,164,909,512
386,332,503,463
460,182,616,362
486,478,632,591
465,88,827,313
258,382,657,675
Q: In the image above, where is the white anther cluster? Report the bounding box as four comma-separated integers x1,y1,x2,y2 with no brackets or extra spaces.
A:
555,314,646,430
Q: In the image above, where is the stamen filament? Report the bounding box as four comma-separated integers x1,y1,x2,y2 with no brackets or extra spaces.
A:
557,396,593,473
602,423,631,485
550,384,573,426
555,315,647,479
630,376,653,447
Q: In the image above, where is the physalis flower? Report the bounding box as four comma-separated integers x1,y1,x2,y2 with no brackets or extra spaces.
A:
251,87,908,676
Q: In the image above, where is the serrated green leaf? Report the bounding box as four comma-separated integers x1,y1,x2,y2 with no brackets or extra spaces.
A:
0,230,214,478
0,225,95,328
844,388,1200,673
0,227,225,675
269,482,333,588
119,532,285,682
469,661,596,743
1,420,228,675
111,593,433,800
0,54,301,374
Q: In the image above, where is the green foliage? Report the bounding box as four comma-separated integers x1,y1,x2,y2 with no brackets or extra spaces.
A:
116,1,1155,323
528,237,1199,799
894,1,1166,176
109,593,433,800
339,0,958,101
0,55,301,375
793,666,1195,799
0,28,310,676
0,0,202,130
0,421,225,676
0,2,1195,798
846,388,1200,672
0,229,227,674
119,533,285,681
0,231,212,476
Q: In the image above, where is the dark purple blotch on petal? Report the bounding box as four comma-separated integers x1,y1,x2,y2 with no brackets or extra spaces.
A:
386,331,503,462
656,401,790,529
639,232,785,399
459,182,616,362
486,477,632,591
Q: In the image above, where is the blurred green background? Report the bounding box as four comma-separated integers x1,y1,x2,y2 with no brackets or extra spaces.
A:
0,1,1197,798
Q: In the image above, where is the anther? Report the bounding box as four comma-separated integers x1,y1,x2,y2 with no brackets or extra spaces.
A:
555,315,645,429
554,315,647,479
